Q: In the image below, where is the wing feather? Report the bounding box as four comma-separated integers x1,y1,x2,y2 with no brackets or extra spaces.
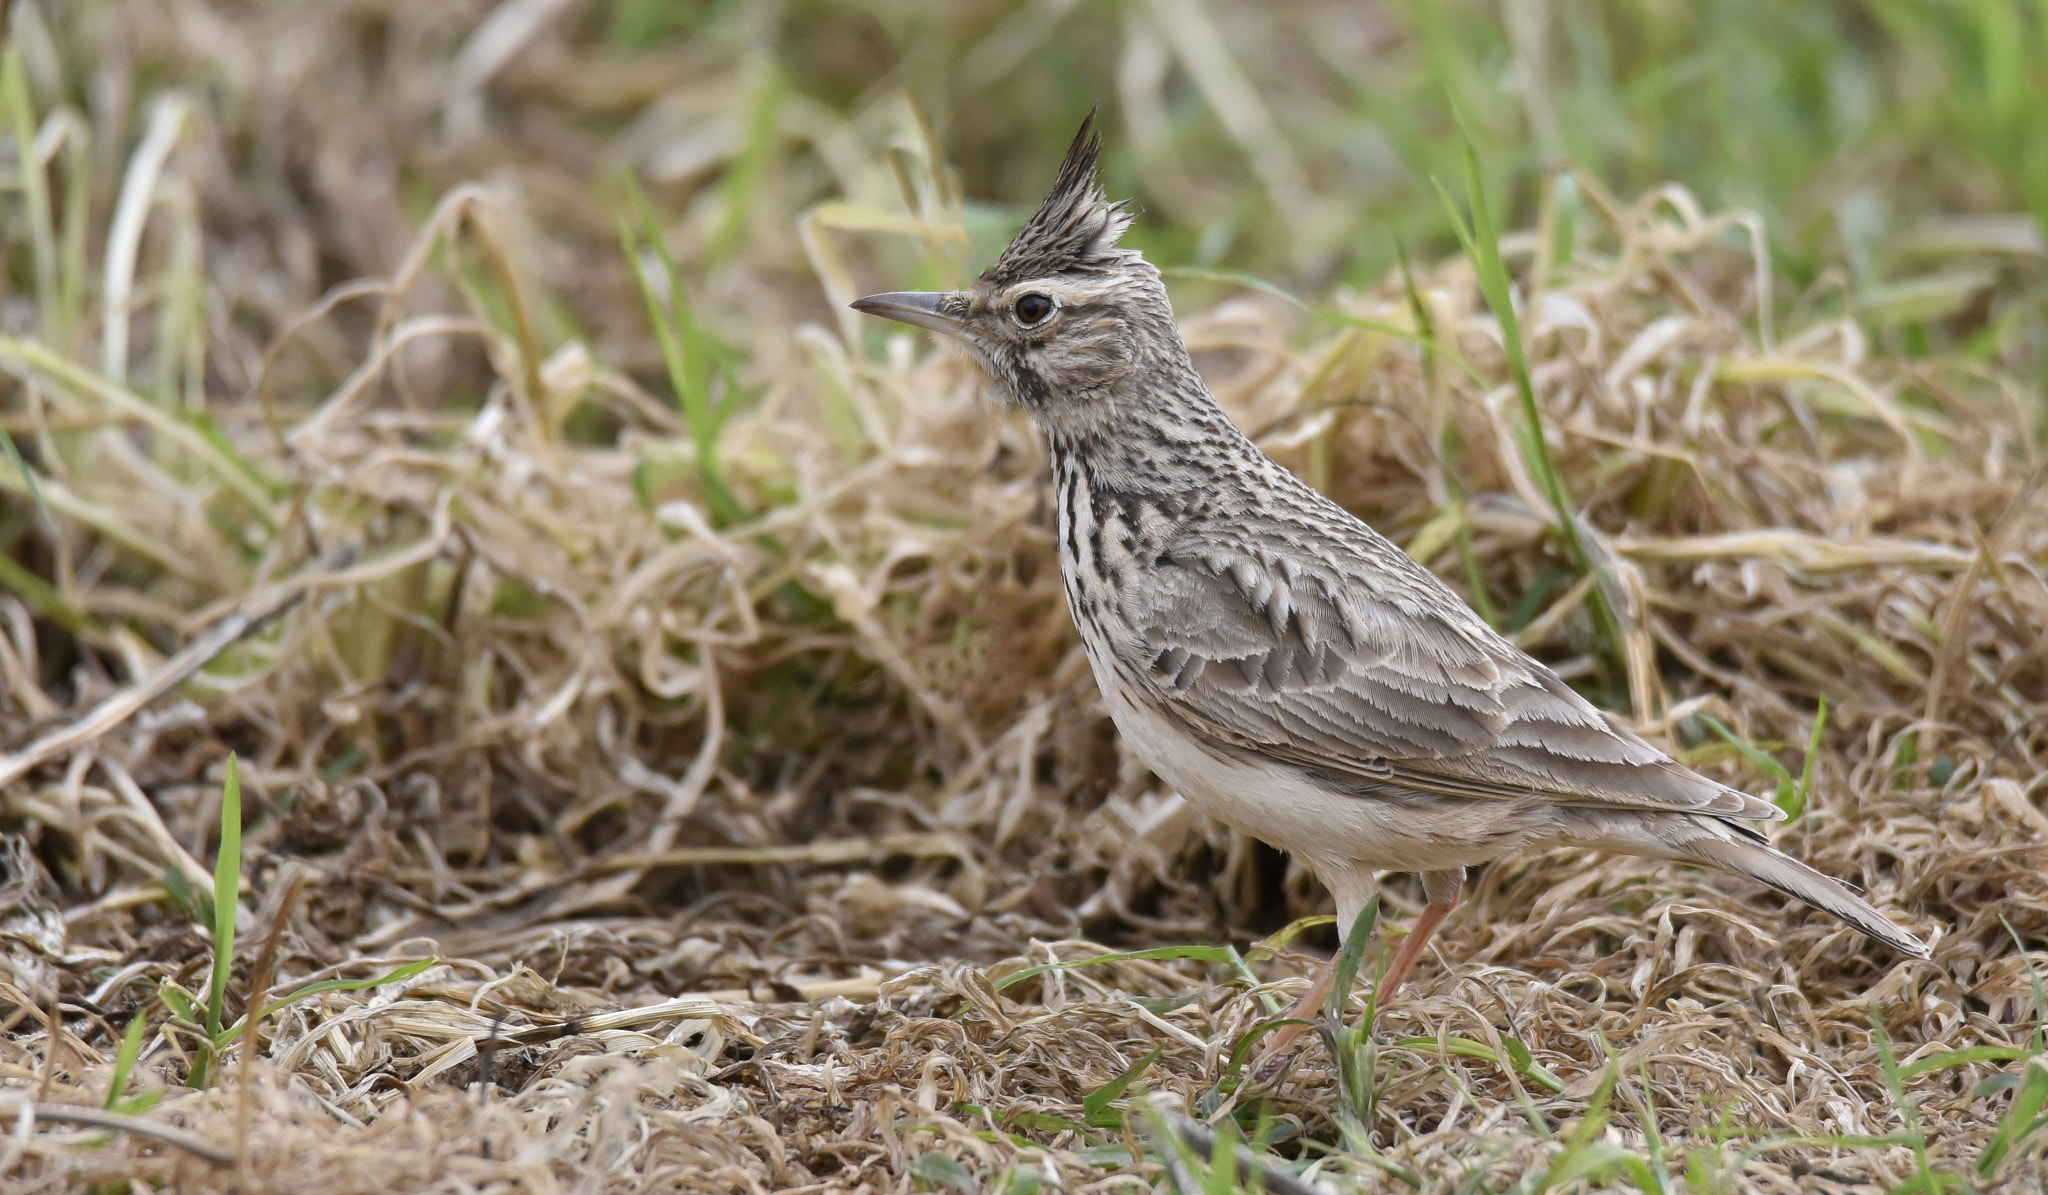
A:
1117,528,1777,823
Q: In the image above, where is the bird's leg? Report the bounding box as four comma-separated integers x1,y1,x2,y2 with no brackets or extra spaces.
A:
1374,868,1464,997
1249,952,1340,1067
1252,869,1465,1075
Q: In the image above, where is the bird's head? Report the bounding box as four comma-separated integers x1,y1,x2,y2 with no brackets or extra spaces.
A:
852,114,1180,433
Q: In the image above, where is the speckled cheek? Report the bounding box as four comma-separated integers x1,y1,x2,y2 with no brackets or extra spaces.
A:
1000,355,1055,409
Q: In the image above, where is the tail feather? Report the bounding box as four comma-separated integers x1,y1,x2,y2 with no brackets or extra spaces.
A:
1683,832,1931,959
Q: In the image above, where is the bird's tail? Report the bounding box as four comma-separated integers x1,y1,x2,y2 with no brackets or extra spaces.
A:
1681,831,1931,959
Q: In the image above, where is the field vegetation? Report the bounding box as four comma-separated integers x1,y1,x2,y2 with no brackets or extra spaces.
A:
1,1,2045,1191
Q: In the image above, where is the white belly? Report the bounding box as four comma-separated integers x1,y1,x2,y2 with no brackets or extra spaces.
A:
1091,668,1498,879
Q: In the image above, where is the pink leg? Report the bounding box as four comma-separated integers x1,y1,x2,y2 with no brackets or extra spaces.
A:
1251,869,1464,1074
1375,868,1464,997
1249,952,1339,1065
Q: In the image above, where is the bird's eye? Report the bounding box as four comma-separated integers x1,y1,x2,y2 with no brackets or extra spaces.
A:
1014,293,1055,325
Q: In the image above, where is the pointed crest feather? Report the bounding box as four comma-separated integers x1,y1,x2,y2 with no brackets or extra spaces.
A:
982,111,1136,286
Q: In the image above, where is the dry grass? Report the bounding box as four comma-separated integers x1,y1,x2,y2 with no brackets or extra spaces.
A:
2,2,2047,1192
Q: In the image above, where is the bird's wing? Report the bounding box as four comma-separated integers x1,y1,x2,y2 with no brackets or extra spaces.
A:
1112,527,1778,822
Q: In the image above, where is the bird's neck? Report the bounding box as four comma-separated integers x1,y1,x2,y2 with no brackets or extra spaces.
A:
1040,359,1257,497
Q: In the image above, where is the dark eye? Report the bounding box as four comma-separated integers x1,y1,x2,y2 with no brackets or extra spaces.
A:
1014,293,1054,325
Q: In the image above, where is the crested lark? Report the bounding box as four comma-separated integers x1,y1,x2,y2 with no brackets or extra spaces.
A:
854,117,1930,1055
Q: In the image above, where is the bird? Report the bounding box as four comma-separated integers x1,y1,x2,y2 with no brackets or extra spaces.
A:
851,115,1930,1061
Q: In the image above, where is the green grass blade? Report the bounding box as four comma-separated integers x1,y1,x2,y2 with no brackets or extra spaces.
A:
1391,1035,1569,1093
1202,1118,1237,1195
103,1011,149,1110
1896,1045,2035,1080
1083,1045,1161,1128
1250,914,1336,956
0,540,88,634
1430,128,1627,686
1977,1058,2048,1177
155,982,199,1025
2003,916,2047,1053
1695,717,1794,791
1791,696,1828,821
1326,897,1387,1160
1548,171,1579,279
1328,894,1379,1025
2,48,57,332
0,434,55,538
1526,1055,1626,1193
1541,1140,1666,1193
112,1089,166,1117
0,48,63,536
617,178,748,526
1871,1014,1944,1192
1395,232,1462,514
0,335,281,522
204,754,242,1043
1395,238,1437,362
618,183,700,429
1455,507,1502,628
55,115,89,349
1433,146,1558,514
220,957,438,1045
712,67,785,261
910,1151,978,1194
1627,1053,1671,1189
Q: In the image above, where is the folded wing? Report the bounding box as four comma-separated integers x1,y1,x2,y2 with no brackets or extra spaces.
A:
1117,526,1777,823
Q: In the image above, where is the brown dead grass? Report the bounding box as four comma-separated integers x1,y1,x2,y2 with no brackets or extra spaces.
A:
2,2,2047,1192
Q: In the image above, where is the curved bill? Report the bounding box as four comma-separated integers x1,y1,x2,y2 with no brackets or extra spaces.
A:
850,290,966,338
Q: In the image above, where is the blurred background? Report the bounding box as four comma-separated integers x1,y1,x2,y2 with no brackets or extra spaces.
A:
13,0,2044,391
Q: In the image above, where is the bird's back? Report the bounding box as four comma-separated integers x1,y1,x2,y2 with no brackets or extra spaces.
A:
1050,395,1778,838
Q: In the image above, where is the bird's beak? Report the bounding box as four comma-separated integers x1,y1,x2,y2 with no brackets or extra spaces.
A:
850,291,967,339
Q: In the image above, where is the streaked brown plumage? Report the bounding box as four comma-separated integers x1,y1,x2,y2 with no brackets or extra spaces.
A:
853,116,1930,1048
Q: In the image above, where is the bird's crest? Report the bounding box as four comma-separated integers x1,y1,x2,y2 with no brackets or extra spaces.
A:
981,112,1136,287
